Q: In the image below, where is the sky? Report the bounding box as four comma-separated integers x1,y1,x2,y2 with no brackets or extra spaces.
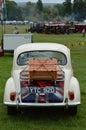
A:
12,0,65,3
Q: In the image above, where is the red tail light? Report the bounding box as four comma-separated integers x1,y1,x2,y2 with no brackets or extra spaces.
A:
10,92,16,101
69,91,74,100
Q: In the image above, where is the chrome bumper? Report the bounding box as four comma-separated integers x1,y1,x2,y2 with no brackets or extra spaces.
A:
4,101,80,107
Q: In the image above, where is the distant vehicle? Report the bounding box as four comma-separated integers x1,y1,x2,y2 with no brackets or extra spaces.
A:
5,20,29,25
4,43,81,115
75,23,86,32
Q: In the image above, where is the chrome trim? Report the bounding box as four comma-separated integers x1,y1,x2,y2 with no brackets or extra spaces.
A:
4,101,80,107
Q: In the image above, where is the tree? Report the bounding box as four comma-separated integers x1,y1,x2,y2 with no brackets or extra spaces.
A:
54,4,64,17
73,0,79,13
72,0,79,20
78,0,84,20
5,0,86,22
36,0,43,13
6,0,23,20
63,0,72,15
23,2,36,20
73,0,85,20
84,0,86,19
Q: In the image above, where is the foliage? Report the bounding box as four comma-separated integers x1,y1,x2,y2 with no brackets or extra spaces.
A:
6,0,23,20
63,0,72,15
5,0,86,21
22,2,36,21
73,0,78,13
72,0,86,20
36,0,43,13
54,4,64,17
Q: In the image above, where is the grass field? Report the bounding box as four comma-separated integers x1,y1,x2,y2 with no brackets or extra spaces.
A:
0,25,86,130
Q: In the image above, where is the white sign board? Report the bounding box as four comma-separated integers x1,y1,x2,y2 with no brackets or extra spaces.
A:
3,34,33,51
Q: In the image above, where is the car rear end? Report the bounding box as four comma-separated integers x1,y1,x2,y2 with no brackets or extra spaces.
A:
20,58,65,106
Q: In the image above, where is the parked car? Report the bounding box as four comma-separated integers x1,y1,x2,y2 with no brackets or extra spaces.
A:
4,43,81,115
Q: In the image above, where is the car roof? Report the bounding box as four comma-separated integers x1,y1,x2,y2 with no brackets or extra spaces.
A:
13,43,72,69
14,43,69,56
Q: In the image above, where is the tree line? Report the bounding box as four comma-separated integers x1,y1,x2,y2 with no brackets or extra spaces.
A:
6,0,86,22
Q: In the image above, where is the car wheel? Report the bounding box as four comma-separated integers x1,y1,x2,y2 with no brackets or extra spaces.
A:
7,106,17,115
68,106,77,115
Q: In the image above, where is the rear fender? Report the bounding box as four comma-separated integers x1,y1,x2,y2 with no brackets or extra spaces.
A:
4,77,16,103
69,76,81,103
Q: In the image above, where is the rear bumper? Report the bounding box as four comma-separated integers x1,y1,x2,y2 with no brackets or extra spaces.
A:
4,101,80,107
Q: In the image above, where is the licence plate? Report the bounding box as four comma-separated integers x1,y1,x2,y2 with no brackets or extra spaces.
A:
28,87,56,94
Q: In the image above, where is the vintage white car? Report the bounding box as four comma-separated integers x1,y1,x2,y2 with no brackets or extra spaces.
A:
4,43,81,115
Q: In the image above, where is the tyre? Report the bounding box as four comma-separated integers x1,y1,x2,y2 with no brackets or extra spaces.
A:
68,106,77,115
7,106,17,115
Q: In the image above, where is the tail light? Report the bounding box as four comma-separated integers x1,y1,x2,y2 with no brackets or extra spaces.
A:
69,91,74,100
20,70,29,80
57,70,64,80
10,92,16,101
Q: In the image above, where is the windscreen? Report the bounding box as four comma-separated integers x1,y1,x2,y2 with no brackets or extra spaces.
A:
17,51,67,66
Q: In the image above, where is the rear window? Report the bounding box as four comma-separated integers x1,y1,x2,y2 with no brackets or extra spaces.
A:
17,51,67,66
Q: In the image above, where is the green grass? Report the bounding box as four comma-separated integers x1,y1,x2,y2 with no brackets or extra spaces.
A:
33,33,86,44
0,25,86,130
